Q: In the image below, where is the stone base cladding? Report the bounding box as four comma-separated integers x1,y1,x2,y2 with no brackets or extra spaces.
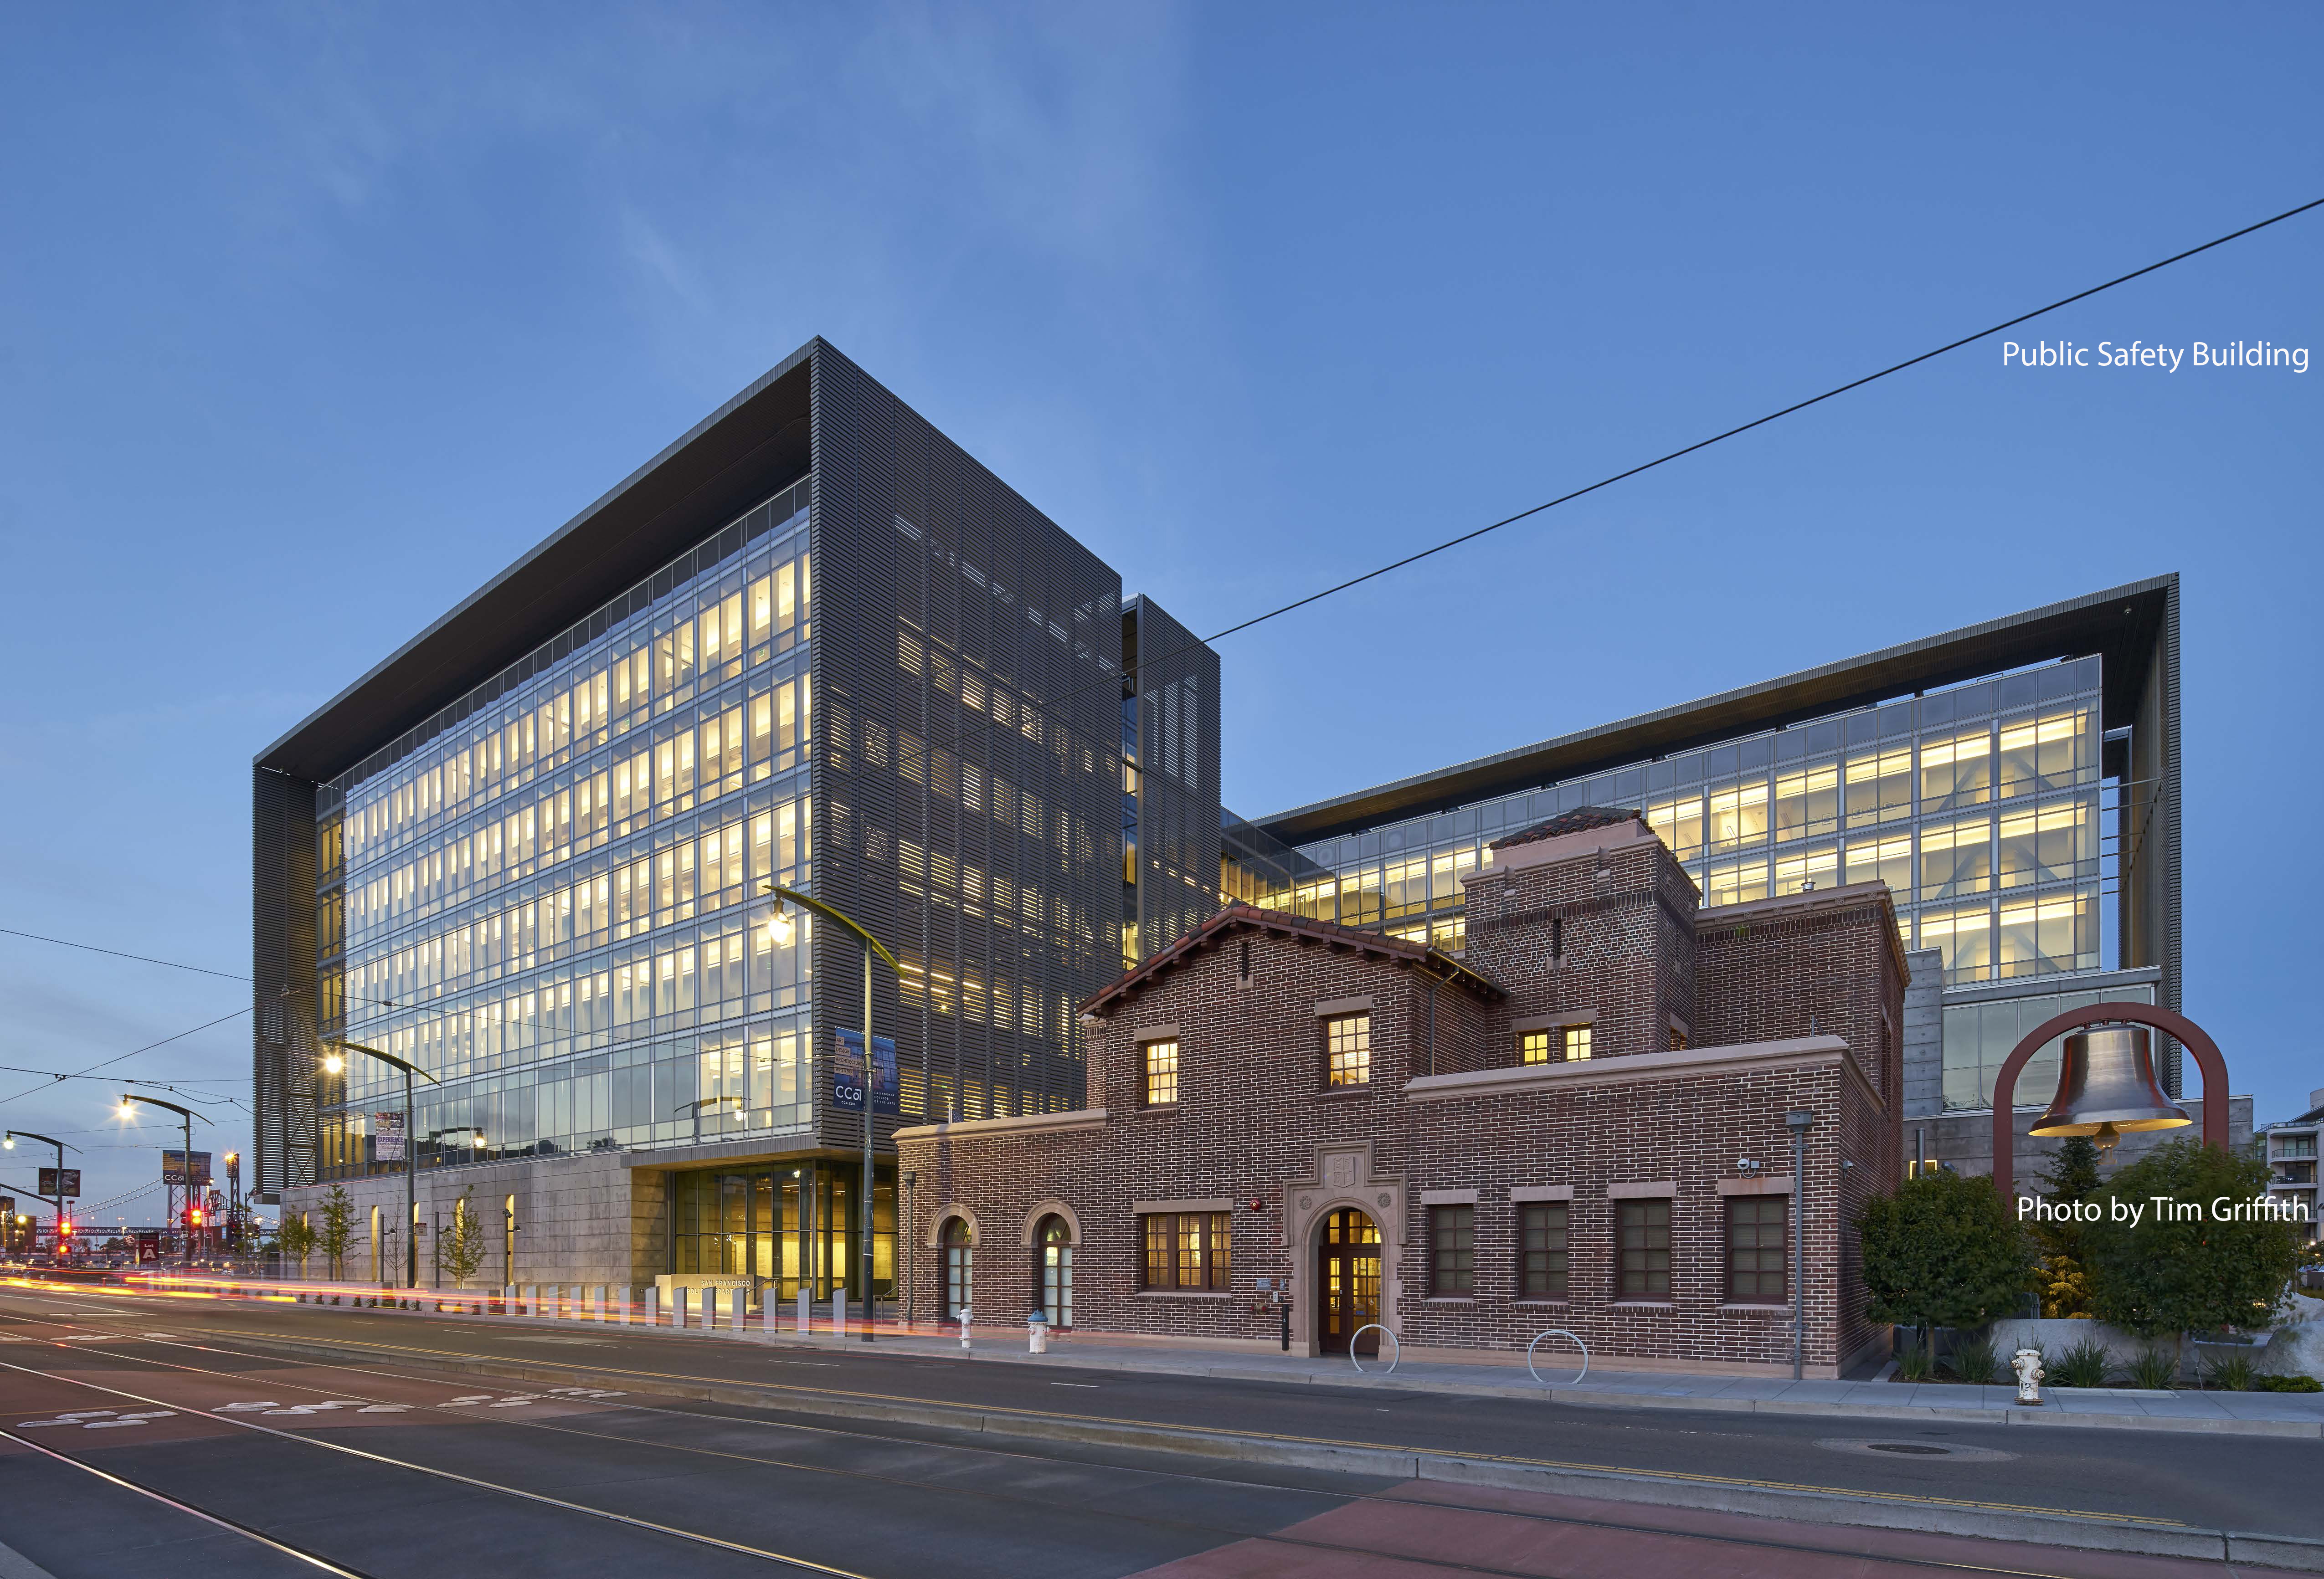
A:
279,1148,667,1289
894,813,1905,1376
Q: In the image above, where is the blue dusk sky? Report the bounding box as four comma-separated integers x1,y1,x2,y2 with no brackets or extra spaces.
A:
2,6,2318,1217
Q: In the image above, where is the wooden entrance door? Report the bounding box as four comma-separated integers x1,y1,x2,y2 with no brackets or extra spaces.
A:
1317,1208,1381,1354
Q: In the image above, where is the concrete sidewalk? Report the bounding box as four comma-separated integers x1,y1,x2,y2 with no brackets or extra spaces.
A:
722,1319,2324,1437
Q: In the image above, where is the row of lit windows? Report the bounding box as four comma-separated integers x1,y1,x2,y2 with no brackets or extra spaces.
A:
1426,1198,1784,1303
1646,709,2095,859
329,916,817,1104
338,517,811,872
318,1018,818,1179
340,799,810,1004
343,674,812,945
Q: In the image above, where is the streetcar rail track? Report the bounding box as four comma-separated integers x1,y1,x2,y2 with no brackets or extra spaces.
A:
0,1306,2107,1579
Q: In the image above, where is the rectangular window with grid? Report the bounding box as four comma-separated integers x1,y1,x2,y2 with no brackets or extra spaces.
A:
1520,1203,1568,1298
1325,1013,1371,1087
1726,1196,1787,1302
1431,1205,1474,1295
1139,1212,1230,1289
1519,1029,1551,1065
1563,1025,1592,1061
1617,1198,1671,1298
1143,1039,1178,1106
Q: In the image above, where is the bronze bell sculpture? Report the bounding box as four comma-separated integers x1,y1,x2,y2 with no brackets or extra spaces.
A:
2029,1025,2191,1157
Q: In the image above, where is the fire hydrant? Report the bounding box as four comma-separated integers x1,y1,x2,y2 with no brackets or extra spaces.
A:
958,1306,973,1350
1028,1310,1049,1353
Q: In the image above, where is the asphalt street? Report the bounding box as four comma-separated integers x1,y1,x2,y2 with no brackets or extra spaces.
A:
1,1282,2316,1579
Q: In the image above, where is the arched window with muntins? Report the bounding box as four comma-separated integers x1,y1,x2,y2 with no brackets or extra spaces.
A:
941,1216,973,1320
1035,1215,1073,1328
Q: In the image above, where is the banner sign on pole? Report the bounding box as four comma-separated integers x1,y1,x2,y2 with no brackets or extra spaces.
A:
831,1030,900,1116
39,1168,82,1198
160,1153,208,1188
374,1112,406,1163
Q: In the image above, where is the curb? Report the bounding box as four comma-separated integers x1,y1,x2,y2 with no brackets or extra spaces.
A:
193,1326,2324,1573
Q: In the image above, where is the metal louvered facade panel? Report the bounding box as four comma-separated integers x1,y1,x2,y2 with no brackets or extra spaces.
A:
811,344,1124,1133
1126,595,1223,963
252,766,319,1202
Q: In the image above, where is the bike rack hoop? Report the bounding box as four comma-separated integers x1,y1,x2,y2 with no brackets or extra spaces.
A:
1349,1323,1400,1374
1526,1328,1589,1386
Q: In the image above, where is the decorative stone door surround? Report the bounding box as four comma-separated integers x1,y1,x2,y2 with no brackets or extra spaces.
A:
1283,1142,1405,1359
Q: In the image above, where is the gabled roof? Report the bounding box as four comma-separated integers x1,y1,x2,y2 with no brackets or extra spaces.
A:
1081,902,1504,1017
1490,805,1641,850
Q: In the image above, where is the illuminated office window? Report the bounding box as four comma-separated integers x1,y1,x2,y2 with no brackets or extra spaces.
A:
1997,709,2095,799
1920,728,1993,812
1919,816,1993,902
1998,892,2095,978
1997,800,2094,888
1920,902,1994,984
1843,832,1913,897
1846,748,1913,828
1646,795,1704,862
1325,1014,1371,1087
1705,856,1769,908
1774,766,1839,842
1707,780,1769,853
1774,844,1836,897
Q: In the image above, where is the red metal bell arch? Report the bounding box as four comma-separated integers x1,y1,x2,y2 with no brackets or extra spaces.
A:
1990,1002,2229,1195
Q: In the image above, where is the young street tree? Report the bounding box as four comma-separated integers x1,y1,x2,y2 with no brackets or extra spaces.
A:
1858,1171,2036,1352
442,1187,489,1287
2083,1137,2303,1342
275,1212,316,1276
2034,1135,2103,1318
317,1184,356,1280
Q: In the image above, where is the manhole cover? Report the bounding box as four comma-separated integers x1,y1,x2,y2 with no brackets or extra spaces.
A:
1869,1443,1950,1455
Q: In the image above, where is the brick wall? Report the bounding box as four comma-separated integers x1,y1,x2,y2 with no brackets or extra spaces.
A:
895,820,1905,1376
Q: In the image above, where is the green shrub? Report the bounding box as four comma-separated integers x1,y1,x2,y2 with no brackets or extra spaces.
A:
2127,1346,2182,1390
2252,1373,2324,1393
2048,1338,2112,1388
2202,1353,2256,1391
1859,1173,2037,1343
1947,1336,2002,1385
1897,1340,1937,1382
2084,1139,2301,1341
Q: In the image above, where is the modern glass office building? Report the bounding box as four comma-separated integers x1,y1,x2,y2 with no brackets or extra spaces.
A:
254,340,1221,1296
1236,577,2181,1145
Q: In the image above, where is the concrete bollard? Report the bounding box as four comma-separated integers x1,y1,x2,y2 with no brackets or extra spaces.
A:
503,1285,515,1317
675,1288,690,1330
832,1292,847,1339
643,1287,658,1328
796,1288,810,1336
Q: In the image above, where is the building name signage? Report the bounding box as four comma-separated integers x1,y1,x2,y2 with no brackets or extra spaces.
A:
832,1030,900,1116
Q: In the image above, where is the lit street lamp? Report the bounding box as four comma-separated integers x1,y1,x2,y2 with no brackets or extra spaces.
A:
324,1039,439,1288
765,882,902,1344
116,1096,209,1271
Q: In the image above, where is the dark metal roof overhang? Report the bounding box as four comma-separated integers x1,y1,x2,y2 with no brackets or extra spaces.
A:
1256,575,2174,845
255,341,820,784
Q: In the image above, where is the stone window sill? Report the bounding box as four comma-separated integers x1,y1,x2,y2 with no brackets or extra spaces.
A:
1136,1103,1181,1116
1610,1300,1675,1311
1317,1084,1374,1099
1513,1298,1570,1307
1423,1296,1474,1305
1717,1302,1790,1313
1136,1289,1232,1300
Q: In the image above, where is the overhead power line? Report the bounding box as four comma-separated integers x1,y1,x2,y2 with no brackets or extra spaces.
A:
0,926,247,983
907,194,2324,772
0,1006,252,1113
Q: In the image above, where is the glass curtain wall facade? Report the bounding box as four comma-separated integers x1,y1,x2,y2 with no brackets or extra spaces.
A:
669,1164,896,1304
1121,597,1223,970
313,482,818,1178
1241,658,2126,1112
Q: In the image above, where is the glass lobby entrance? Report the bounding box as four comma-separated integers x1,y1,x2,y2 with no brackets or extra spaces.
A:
671,1160,896,1309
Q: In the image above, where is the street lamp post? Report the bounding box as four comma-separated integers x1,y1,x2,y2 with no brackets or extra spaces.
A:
115,1097,208,1272
4,1132,78,1256
324,1040,439,1289
765,883,902,1344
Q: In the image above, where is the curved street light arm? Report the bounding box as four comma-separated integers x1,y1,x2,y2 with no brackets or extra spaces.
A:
4,1131,80,1154
326,1038,441,1086
118,1094,212,1127
762,885,905,980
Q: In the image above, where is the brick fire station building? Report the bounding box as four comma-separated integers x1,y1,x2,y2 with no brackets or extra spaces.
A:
895,806,1905,1376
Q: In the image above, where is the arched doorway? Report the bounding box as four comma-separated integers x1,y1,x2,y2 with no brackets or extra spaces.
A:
941,1216,974,1319
1035,1215,1073,1328
1317,1207,1381,1355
